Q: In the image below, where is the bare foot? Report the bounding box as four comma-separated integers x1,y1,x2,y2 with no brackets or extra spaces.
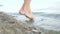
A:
19,5,34,21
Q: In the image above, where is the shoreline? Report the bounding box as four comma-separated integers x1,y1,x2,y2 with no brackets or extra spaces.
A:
0,12,60,34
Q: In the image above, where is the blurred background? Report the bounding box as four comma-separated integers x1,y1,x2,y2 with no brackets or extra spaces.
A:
0,0,60,34
0,0,60,14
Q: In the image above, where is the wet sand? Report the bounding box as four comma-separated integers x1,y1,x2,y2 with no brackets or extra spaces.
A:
7,12,60,34
0,12,60,34
0,12,41,34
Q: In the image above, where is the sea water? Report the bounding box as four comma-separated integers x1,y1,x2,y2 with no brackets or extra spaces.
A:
6,12,60,34
0,0,60,14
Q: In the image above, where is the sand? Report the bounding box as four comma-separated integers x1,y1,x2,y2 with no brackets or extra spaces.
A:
0,12,60,34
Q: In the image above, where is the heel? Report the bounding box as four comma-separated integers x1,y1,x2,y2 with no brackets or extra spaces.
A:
19,11,24,15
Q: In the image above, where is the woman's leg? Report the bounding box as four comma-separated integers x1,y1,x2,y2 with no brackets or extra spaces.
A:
19,0,34,21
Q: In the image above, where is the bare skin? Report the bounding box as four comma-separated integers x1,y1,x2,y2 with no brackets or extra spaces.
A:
19,0,34,21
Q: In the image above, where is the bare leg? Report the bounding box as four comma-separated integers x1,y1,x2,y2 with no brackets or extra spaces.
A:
19,0,34,21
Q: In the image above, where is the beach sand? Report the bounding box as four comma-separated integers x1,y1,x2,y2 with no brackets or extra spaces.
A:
0,12,60,34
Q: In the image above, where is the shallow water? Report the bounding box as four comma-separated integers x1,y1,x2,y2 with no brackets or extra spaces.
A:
6,12,60,34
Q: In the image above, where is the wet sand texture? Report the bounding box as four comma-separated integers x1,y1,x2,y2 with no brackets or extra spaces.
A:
0,12,41,34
